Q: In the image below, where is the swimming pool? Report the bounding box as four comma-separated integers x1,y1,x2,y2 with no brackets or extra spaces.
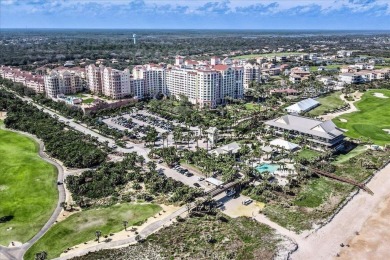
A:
256,163,279,173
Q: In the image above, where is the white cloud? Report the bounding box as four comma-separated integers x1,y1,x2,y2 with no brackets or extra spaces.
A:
1,0,389,16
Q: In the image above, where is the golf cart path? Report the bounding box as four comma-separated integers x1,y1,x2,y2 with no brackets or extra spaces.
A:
0,127,66,260
321,91,362,121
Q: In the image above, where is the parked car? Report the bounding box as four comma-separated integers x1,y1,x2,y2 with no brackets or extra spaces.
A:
226,190,236,197
242,199,253,205
215,202,223,208
198,177,205,181
193,183,201,187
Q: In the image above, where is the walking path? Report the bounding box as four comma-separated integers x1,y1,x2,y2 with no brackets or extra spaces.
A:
0,128,66,260
321,92,362,121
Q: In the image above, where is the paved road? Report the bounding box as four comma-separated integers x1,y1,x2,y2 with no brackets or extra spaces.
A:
0,90,213,259
0,128,66,260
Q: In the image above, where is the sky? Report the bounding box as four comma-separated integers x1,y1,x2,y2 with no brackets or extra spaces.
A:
1,0,390,30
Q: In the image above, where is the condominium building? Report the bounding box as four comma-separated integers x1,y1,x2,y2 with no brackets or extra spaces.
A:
0,66,45,93
44,70,83,98
102,67,131,99
166,62,244,108
132,64,166,97
86,64,104,94
243,63,261,89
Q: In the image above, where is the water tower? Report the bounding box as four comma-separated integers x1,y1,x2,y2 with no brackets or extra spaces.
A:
133,34,137,45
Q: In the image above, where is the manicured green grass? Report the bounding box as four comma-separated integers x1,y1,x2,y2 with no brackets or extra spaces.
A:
0,127,58,246
232,52,303,59
334,89,390,145
309,91,344,116
24,203,162,260
296,148,320,161
82,98,95,104
333,145,367,165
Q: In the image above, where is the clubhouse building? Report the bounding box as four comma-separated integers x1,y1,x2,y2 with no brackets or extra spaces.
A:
265,115,344,148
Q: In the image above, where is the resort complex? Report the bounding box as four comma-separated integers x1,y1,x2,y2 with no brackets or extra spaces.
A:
1,15,390,260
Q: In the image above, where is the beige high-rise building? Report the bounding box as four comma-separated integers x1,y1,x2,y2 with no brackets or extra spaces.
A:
102,67,131,99
86,64,104,94
132,64,166,97
44,70,83,98
243,63,261,89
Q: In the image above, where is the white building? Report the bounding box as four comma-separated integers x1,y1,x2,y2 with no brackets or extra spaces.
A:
285,98,319,114
338,73,364,84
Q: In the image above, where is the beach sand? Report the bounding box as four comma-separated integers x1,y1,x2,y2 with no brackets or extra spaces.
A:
338,194,390,260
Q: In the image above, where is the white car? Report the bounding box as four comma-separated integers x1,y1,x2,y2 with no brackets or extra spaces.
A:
198,177,205,181
242,199,253,205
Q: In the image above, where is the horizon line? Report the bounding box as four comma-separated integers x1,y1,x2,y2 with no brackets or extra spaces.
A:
2,28,390,31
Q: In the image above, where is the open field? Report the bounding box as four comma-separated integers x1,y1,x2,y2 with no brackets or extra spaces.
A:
232,52,303,59
0,125,58,246
24,203,162,259
72,215,282,260
334,89,390,145
308,91,344,116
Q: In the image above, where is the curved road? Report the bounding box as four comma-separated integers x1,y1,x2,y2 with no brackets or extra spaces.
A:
0,129,66,260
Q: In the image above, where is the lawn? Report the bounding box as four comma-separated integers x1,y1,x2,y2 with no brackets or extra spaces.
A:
308,91,345,116
82,98,95,104
232,52,303,59
296,148,320,161
0,127,58,246
24,203,162,259
334,89,390,145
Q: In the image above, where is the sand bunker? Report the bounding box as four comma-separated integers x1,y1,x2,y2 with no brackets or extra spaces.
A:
383,129,390,135
339,118,348,122
373,93,388,99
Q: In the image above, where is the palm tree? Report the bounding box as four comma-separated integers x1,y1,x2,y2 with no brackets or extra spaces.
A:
123,220,128,231
161,132,169,148
35,251,48,260
95,230,102,243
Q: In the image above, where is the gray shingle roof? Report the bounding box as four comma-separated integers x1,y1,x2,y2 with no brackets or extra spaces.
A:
265,115,344,140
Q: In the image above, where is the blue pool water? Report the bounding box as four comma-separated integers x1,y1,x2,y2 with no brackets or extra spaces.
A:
256,164,279,173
